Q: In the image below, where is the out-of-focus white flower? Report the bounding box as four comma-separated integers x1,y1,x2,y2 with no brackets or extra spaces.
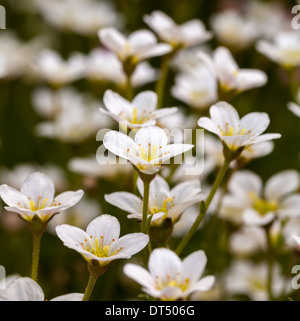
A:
123,248,214,301
33,49,85,86
172,206,199,237
144,11,212,49
35,91,112,143
0,172,83,223
0,277,83,301
198,101,281,152
98,28,172,64
171,65,218,109
31,87,81,119
199,46,267,92
68,155,132,180
224,260,291,301
56,215,149,266
211,9,258,50
288,89,300,118
257,32,300,68
83,48,158,87
246,1,291,40
0,32,46,79
105,175,204,226
220,170,300,226
103,126,193,175
36,0,123,36
0,164,67,193
48,196,101,233
100,90,177,129
278,217,300,249
229,226,267,256
292,235,300,248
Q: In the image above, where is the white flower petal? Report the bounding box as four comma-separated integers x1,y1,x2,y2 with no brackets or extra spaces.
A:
20,172,55,205
50,293,84,301
242,208,275,226
0,185,30,208
108,233,149,258
148,248,181,282
86,215,120,244
180,250,207,284
6,277,44,301
265,170,299,200
123,263,155,289
105,192,142,214
240,112,270,137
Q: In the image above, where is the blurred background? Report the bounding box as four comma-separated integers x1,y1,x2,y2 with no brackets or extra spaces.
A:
0,0,300,301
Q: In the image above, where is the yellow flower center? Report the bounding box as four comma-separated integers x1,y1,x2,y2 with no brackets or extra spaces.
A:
28,197,49,211
155,274,190,300
150,197,174,214
248,192,278,216
81,236,123,265
218,122,249,137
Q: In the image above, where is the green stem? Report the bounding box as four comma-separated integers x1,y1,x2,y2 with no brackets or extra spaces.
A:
31,232,42,282
175,158,231,255
125,75,134,101
82,262,107,301
141,179,150,234
82,272,99,301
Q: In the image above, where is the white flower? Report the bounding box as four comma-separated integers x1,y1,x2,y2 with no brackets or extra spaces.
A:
100,90,177,129
144,11,212,49
123,248,214,301
105,175,204,226
225,260,291,301
103,126,193,175
220,170,300,226
33,49,85,86
98,28,172,64
56,214,149,266
198,101,281,152
199,46,267,92
36,91,112,143
36,0,123,36
211,9,258,50
171,65,218,109
68,155,132,180
0,277,83,301
288,89,300,118
0,172,84,223
48,196,101,234
256,32,300,68
83,48,158,87
229,226,267,256
31,87,80,119
292,235,300,248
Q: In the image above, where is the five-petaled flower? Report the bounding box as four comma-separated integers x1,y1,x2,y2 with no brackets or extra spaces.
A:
123,248,215,301
221,170,300,226
144,11,212,49
56,214,149,266
98,27,171,67
198,101,281,153
100,90,177,129
0,172,84,223
105,175,204,226
103,126,193,175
